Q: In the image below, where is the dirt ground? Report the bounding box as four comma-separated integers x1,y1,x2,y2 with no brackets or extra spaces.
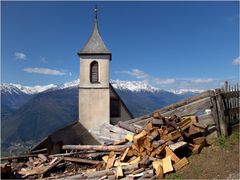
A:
165,131,239,179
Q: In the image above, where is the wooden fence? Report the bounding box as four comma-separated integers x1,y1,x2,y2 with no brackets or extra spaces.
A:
124,82,239,137
221,81,239,130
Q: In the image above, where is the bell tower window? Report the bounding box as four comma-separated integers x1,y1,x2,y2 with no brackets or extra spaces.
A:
90,61,99,83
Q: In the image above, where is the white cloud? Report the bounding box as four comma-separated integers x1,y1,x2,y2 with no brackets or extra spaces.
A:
116,69,149,79
153,78,175,85
232,57,240,65
69,72,72,76
191,78,214,84
23,67,66,75
14,52,26,60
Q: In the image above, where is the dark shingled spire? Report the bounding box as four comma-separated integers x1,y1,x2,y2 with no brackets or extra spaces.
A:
79,7,111,58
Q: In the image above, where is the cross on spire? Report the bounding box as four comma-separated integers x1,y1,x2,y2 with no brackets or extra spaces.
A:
94,5,98,20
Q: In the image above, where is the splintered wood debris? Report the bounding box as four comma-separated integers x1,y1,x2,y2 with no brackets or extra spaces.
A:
1,114,209,179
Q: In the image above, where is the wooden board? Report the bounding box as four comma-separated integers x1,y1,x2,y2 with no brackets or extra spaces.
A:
121,147,129,162
173,157,189,171
165,146,180,163
162,156,174,174
168,141,187,151
192,144,204,154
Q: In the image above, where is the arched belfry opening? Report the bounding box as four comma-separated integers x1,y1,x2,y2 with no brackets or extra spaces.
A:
90,61,99,83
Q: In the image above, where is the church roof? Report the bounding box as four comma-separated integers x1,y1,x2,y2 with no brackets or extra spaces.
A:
78,9,111,57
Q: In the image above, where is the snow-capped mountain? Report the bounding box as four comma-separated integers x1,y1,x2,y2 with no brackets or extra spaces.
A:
110,80,158,92
167,89,205,95
1,83,57,95
1,79,205,95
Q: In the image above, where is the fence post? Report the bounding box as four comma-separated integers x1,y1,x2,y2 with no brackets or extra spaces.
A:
208,90,221,136
215,89,228,136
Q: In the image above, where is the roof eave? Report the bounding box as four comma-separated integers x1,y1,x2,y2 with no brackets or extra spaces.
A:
77,52,112,60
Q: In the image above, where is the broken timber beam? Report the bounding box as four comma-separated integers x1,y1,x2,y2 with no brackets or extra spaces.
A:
62,145,128,152
1,154,39,161
118,121,136,133
63,157,101,165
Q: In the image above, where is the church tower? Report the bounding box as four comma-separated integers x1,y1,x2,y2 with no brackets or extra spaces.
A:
78,8,111,130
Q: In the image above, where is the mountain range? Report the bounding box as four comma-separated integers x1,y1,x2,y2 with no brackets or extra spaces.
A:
1,80,202,154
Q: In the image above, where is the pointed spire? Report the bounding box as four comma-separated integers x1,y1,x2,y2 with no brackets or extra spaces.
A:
94,5,98,21
79,6,111,58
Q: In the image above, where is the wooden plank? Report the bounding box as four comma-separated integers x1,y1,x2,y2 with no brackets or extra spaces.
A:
152,112,162,119
167,130,182,141
193,122,208,129
173,157,189,171
1,154,39,161
125,134,133,142
162,97,212,117
63,157,100,165
192,144,204,154
116,166,123,178
152,140,165,148
178,116,197,130
113,139,127,145
221,91,239,98
66,169,115,179
62,145,128,152
121,147,129,162
152,160,163,178
128,156,141,165
192,137,206,145
188,125,202,136
123,114,152,125
168,141,187,151
198,114,215,126
224,107,240,115
165,146,180,163
215,89,228,136
118,121,136,133
154,91,210,115
101,123,134,135
148,129,159,141
162,156,174,174
106,152,116,169
208,90,221,136
102,155,108,163
133,130,147,141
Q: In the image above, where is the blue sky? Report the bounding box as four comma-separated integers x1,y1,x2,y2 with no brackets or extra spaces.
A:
1,1,239,90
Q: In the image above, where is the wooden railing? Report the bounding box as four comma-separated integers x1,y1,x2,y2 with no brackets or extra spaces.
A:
221,81,239,127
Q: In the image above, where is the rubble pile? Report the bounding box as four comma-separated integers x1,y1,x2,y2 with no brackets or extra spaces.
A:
1,113,209,179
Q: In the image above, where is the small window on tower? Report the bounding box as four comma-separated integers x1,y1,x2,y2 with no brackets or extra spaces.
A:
90,61,99,83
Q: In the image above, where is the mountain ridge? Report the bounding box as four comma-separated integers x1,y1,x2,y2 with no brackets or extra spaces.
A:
1,79,205,95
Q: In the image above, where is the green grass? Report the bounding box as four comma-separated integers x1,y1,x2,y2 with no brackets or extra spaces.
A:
216,131,239,148
217,135,227,148
166,173,182,179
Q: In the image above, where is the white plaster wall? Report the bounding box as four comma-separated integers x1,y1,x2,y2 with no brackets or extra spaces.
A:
79,55,110,130
79,88,110,130
80,56,109,88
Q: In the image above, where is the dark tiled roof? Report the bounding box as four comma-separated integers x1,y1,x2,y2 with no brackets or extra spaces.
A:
79,19,111,55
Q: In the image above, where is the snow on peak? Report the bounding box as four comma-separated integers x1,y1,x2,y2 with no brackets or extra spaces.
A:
110,80,159,92
1,83,57,94
167,89,205,94
1,80,80,95
56,79,79,89
1,79,204,95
